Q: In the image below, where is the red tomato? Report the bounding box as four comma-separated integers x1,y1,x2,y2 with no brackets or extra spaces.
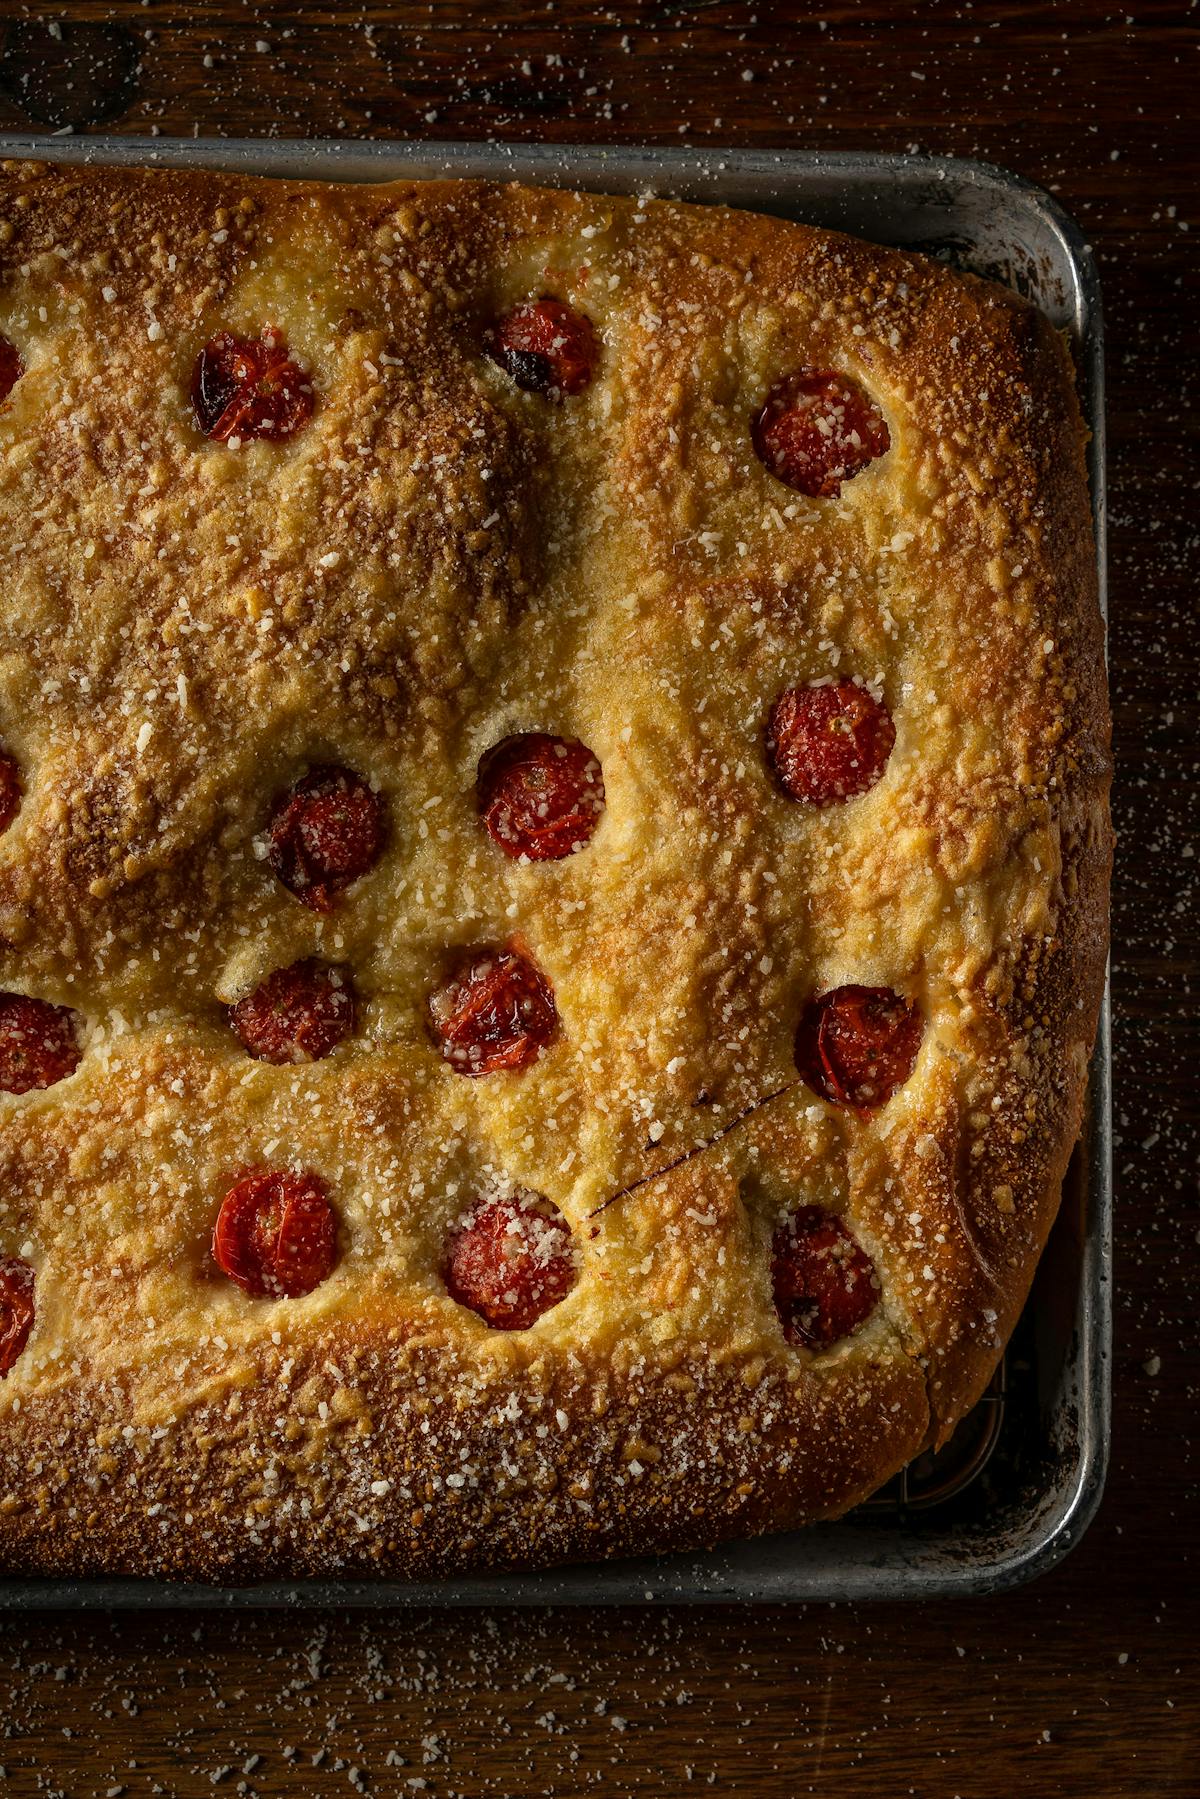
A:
445,1192,576,1329
0,753,21,834
266,766,385,913
230,960,356,1064
191,326,314,442
0,994,81,1094
0,335,25,406
771,1207,878,1349
428,942,559,1076
487,298,597,397
0,1257,35,1377
477,732,604,861
795,985,923,1112
752,368,889,497
212,1168,338,1300
766,678,895,805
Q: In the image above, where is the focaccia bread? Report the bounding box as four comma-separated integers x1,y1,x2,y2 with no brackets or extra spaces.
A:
0,161,1110,1581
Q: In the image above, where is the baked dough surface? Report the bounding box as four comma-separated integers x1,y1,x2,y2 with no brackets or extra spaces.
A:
0,162,1110,1580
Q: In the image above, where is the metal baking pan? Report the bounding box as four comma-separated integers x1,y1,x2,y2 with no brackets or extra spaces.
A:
0,136,1110,1605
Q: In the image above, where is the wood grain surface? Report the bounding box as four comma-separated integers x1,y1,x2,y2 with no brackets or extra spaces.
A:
0,4,1195,1795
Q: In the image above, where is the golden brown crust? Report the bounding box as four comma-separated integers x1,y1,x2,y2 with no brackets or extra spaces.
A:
0,163,1109,1580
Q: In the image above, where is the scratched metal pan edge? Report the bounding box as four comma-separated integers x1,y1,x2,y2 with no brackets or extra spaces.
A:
0,135,1110,1607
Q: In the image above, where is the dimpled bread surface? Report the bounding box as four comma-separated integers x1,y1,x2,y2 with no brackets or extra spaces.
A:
0,162,1110,1579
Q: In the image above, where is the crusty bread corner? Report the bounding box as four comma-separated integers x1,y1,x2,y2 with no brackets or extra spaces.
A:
0,163,1109,1580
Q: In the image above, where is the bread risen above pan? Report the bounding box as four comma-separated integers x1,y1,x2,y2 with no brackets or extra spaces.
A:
0,162,1110,1580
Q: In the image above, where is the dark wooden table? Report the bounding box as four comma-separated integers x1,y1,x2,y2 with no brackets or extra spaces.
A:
0,4,1195,1794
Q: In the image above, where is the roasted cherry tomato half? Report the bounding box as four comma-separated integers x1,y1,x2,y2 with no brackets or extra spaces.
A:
794,984,923,1112
486,298,597,398
0,1257,35,1376
266,766,385,913
445,1191,577,1329
752,368,889,497
230,959,357,1064
0,336,25,407
0,994,81,1094
428,942,559,1076
191,326,314,442
212,1167,338,1299
477,732,604,861
771,1206,878,1349
0,752,21,835
766,678,895,806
